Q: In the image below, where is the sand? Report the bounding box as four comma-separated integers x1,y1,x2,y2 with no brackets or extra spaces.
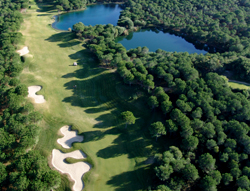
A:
17,46,29,56
52,149,91,191
52,126,91,191
57,125,84,149
28,86,46,103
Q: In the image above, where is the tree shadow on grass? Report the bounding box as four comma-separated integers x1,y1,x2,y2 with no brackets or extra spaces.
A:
58,55,166,189
106,167,154,191
45,32,83,49
37,14,52,16
44,30,169,190
79,127,121,144
59,40,82,48
36,2,56,13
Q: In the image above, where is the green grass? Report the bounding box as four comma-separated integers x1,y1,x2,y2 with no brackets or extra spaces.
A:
228,81,250,90
19,2,173,191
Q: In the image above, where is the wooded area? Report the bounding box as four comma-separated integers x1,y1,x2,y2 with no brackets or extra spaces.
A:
0,0,60,190
3,0,250,190
71,0,250,190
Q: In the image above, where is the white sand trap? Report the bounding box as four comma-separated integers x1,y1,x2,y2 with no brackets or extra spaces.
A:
52,149,91,191
57,126,84,149
17,46,29,56
28,86,46,103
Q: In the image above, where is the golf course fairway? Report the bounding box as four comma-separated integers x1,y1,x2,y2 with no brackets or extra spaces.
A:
19,2,165,191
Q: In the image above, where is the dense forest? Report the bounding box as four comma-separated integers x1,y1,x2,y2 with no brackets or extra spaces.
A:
70,0,250,190
0,0,61,190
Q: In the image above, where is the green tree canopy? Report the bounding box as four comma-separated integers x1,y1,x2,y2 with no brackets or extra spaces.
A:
121,111,136,128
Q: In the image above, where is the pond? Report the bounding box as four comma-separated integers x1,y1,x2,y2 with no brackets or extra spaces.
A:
52,4,123,30
53,4,207,54
115,28,207,54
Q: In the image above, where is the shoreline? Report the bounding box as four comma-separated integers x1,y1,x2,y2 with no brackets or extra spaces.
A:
51,2,125,31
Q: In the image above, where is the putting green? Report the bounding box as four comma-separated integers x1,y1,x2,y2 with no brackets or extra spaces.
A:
19,2,164,191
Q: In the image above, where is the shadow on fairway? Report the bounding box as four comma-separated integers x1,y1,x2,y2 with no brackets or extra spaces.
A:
106,167,154,191
45,31,168,190
36,2,56,13
45,32,81,48
37,14,52,16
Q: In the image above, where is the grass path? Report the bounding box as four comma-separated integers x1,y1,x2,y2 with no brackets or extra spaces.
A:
228,79,250,90
19,2,165,191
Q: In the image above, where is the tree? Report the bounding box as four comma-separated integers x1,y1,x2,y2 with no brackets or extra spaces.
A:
217,131,227,145
73,22,85,33
206,139,217,150
0,162,7,184
12,175,29,190
209,170,222,185
182,136,199,151
8,151,61,190
161,100,173,114
15,84,28,96
166,119,178,135
121,111,136,128
43,170,61,189
231,167,242,179
149,121,166,141
242,166,250,177
56,5,63,13
220,153,229,163
237,176,250,189
200,175,217,191
224,138,237,149
222,173,233,185
198,153,216,173
156,185,171,191
191,107,203,119
176,99,192,113
182,163,199,182
202,122,216,139
155,164,174,181
148,96,159,109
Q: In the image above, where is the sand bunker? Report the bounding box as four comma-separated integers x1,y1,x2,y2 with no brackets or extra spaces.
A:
52,126,90,191
17,46,29,56
57,125,83,149
28,86,46,103
52,149,90,191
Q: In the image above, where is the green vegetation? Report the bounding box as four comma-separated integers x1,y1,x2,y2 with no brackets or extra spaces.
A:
16,2,165,190
229,81,250,90
54,0,126,11
117,0,250,83
4,0,250,190
69,0,250,190
0,0,60,190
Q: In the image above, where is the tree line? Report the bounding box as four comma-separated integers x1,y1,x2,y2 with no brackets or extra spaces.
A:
0,0,61,190
54,0,126,11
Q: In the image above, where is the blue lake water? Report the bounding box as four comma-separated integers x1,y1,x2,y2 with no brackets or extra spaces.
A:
53,4,207,54
53,4,123,30
115,28,207,54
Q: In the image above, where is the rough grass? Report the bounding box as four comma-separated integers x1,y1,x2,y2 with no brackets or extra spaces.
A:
228,81,250,90
19,2,174,191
